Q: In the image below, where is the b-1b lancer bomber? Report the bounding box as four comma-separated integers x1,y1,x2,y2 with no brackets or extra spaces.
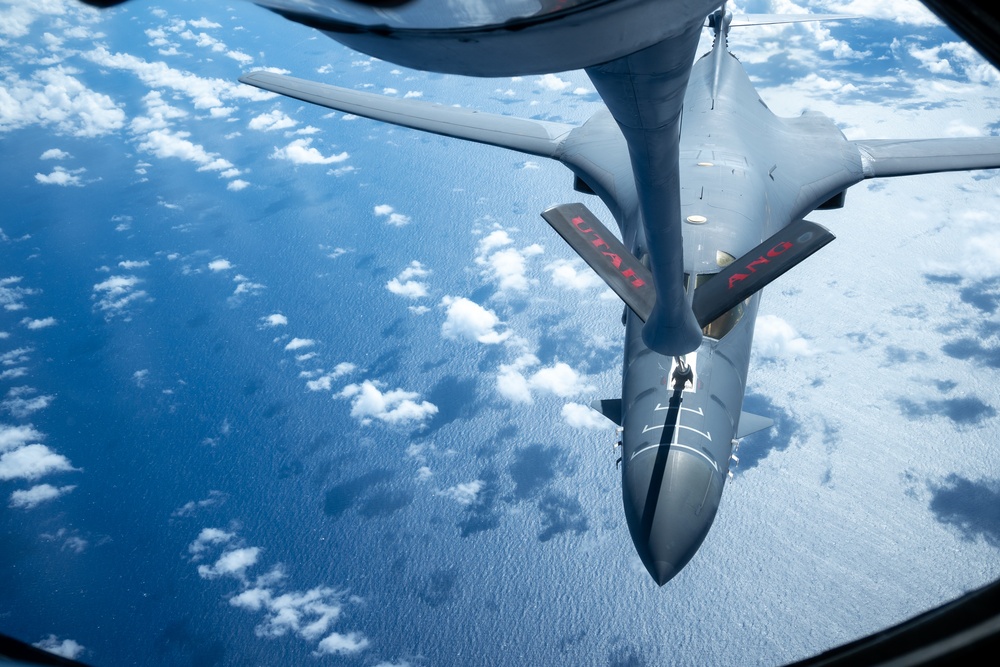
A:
240,0,1000,585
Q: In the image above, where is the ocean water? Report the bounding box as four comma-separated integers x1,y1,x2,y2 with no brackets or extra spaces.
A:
4,2,1000,666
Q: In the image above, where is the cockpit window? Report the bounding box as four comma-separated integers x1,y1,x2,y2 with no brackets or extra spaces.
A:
693,273,748,340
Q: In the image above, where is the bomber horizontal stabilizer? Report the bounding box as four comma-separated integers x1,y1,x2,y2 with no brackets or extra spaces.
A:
590,398,622,426
239,71,572,159
692,219,835,328
737,411,773,439
541,203,654,322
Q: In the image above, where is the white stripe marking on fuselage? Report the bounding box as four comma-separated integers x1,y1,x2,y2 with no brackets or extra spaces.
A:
630,443,720,473
641,423,712,441
654,404,703,415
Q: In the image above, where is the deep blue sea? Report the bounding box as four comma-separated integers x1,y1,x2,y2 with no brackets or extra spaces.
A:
3,2,1000,666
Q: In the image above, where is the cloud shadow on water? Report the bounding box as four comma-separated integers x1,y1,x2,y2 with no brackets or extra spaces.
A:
929,474,1000,548
942,337,1000,369
883,345,928,365
922,272,962,286
457,468,502,538
368,347,403,377
537,491,589,542
534,314,620,375
381,317,408,339
185,311,210,328
897,396,996,426
468,283,496,305
323,469,395,518
277,459,304,480
474,424,519,459
358,487,413,518
417,567,458,607
259,193,295,219
733,392,800,473
261,400,288,421
508,443,564,500
416,375,479,437
353,253,378,272
419,357,449,373
155,618,226,667
67,328,108,362
475,344,507,375
305,430,333,455
608,645,646,667
958,277,1000,315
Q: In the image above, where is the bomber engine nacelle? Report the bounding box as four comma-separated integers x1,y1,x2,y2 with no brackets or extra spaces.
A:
253,0,722,76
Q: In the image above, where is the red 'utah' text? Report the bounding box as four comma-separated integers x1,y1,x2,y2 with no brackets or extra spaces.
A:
571,216,647,288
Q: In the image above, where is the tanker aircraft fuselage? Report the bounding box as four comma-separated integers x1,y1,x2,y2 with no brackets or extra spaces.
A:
241,3,1000,584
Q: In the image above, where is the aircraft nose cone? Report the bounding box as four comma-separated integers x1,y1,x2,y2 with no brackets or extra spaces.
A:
651,561,680,587
622,446,724,586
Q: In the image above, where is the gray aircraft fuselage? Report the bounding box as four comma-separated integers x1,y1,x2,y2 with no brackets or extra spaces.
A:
242,2,1000,586
569,22,863,585
636,55,855,583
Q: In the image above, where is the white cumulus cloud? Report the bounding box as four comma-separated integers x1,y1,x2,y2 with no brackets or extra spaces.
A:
271,139,349,165
33,636,85,661
2,276,37,311
754,314,812,358
188,528,368,655
35,166,85,186
562,402,610,430
198,546,261,580
284,338,315,351
9,483,76,509
337,380,437,426
439,480,485,506
2,388,55,419
440,296,510,344
262,313,287,327
21,317,57,329
475,230,543,292
496,355,594,404
305,363,356,392
83,46,274,112
315,632,369,656
373,204,411,227
536,73,570,91
39,148,70,160
386,261,430,299
92,275,148,317
249,109,297,132
189,527,236,557
545,258,606,291
138,129,234,173
0,423,44,452
0,444,75,481
0,66,125,137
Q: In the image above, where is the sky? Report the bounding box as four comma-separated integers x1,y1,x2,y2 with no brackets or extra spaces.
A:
2,1,1000,665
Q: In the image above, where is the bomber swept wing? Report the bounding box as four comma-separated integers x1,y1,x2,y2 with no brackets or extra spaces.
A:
851,137,1000,178
238,71,572,159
